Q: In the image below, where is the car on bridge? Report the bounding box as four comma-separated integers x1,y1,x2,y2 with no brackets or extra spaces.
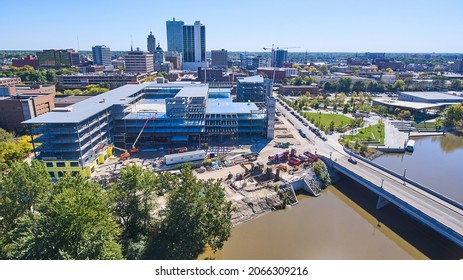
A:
348,157,357,164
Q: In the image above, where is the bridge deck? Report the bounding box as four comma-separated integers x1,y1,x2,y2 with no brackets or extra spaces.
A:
331,156,463,247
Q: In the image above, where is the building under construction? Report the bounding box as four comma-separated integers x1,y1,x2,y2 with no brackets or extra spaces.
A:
24,82,275,178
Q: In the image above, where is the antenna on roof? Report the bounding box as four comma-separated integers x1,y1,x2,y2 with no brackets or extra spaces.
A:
130,35,133,51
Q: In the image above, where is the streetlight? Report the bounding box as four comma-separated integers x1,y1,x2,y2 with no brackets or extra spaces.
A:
403,168,407,178
318,111,321,127
381,178,384,189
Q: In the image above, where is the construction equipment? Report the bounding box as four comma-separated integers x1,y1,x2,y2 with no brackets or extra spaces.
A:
240,162,254,176
278,163,287,171
268,150,289,162
263,45,300,67
130,114,157,153
275,141,290,148
111,146,130,161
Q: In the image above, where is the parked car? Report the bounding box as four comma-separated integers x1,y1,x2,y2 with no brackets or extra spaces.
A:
348,157,357,164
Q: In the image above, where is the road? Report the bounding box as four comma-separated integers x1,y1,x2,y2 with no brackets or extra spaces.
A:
275,97,463,243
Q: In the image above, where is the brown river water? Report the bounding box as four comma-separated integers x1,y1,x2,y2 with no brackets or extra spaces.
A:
200,133,463,260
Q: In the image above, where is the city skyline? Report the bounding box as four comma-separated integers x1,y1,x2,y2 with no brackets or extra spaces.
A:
1,0,463,53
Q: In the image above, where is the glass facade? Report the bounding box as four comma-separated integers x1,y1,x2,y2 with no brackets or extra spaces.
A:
166,18,184,53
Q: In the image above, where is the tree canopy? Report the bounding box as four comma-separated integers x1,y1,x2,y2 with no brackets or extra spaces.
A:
1,162,233,260
1,163,123,259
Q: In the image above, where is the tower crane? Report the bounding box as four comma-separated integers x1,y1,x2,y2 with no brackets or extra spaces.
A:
129,113,157,153
263,45,300,67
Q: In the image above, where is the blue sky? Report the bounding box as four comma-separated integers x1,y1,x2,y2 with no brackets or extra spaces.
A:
1,0,462,53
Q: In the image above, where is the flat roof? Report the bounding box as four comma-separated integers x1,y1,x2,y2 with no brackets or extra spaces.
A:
237,75,263,83
54,95,93,105
174,85,208,98
206,98,260,114
374,98,453,110
400,91,463,101
23,82,205,124
23,83,149,124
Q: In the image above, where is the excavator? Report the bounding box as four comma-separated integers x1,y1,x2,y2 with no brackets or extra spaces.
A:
129,114,157,153
240,162,265,177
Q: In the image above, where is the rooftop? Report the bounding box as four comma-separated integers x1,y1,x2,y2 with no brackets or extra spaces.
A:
374,98,454,110
206,97,260,114
237,75,264,84
23,83,150,124
400,91,463,101
174,85,209,98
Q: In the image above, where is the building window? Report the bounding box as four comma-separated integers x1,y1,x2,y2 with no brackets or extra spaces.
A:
57,171,64,177
70,162,79,167
48,172,55,178
56,162,65,167
71,171,79,176
46,162,53,167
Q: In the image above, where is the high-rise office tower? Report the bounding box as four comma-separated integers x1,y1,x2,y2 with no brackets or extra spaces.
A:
211,49,228,68
92,45,111,66
147,31,156,54
273,49,288,67
166,17,184,53
182,20,206,70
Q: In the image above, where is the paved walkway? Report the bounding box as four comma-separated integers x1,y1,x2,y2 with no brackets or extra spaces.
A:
383,120,409,149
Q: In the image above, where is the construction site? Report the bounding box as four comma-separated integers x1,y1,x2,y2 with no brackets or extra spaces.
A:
23,80,328,224
91,108,328,226
24,82,273,179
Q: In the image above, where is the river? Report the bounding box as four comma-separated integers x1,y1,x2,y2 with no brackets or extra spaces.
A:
200,133,463,260
372,132,463,204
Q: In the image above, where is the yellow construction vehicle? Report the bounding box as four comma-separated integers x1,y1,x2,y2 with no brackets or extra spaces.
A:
278,163,287,171
240,162,254,176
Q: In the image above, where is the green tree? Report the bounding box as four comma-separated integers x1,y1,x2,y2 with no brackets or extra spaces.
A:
109,165,157,258
153,166,232,259
0,161,52,242
0,128,14,142
320,64,329,75
338,78,352,92
440,104,463,128
8,174,123,260
352,80,365,93
329,120,335,132
290,76,303,86
394,79,405,91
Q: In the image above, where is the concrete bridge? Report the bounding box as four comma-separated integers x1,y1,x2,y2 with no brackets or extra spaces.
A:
325,150,463,249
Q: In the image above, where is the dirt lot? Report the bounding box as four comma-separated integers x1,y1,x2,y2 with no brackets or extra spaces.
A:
193,114,319,225
92,113,320,225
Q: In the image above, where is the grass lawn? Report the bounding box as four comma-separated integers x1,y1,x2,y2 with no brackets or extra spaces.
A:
303,112,352,128
413,121,439,130
345,123,385,144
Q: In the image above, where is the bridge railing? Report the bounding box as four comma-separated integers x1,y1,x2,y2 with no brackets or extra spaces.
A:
331,161,463,246
343,147,463,211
